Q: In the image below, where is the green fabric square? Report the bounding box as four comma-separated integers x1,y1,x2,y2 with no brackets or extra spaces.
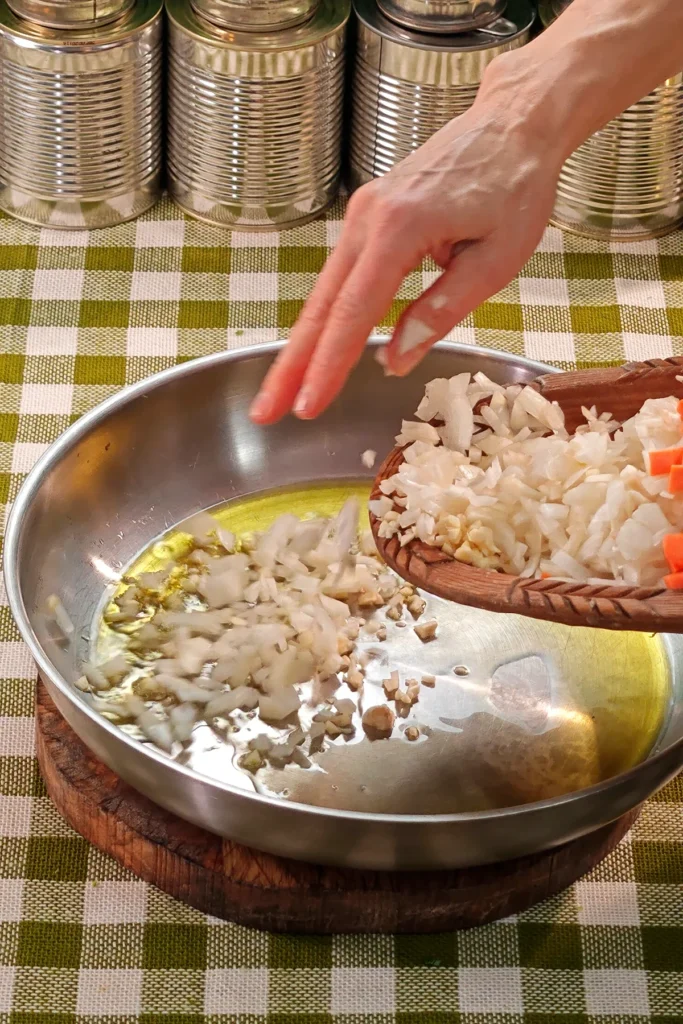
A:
0,921,19,962
473,302,524,332
84,246,135,271
667,307,683,336
268,1016,333,1024
279,246,327,273
81,922,144,968
0,757,37,796
277,299,305,329
24,837,89,881
79,300,130,328
0,298,31,325
378,298,410,328
651,775,683,802
16,921,82,967
642,926,683,970
564,253,614,279
395,934,457,969
182,246,230,273
659,254,683,281
73,355,127,386
0,473,10,504
518,923,583,969
581,925,643,969
632,841,683,883
178,300,229,328
0,246,37,270
396,1016,460,1024
11,1015,76,1024
0,355,25,383
143,923,207,969
570,305,622,334
269,934,332,969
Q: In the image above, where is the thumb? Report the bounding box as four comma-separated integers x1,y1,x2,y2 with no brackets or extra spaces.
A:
384,239,513,376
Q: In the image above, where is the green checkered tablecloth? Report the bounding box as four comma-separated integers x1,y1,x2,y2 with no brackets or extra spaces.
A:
1,194,683,1023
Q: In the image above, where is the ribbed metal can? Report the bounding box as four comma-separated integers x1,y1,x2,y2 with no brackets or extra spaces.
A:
0,0,163,229
167,0,348,230
540,0,683,241
190,0,319,33
6,0,133,29
377,0,506,35
349,0,534,190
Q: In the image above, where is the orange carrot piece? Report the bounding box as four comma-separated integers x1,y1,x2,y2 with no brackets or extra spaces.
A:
670,465,683,493
678,398,683,417
649,448,683,476
541,572,552,579
663,534,683,572
664,571,683,589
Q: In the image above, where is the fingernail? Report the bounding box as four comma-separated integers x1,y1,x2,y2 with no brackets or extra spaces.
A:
293,391,314,419
249,395,273,422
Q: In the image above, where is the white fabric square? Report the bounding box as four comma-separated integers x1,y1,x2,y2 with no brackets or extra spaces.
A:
519,277,571,307
83,881,147,924
25,327,78,356
136,220,185,248
130,272,182,301
458,968,524,1014
0,642,36,681
32,269,84,301
584,969,650,1015
445,325,477,346
615,277,667,309
39,228,90,247
0,717,34,757
610,238,659,256
231,232,279,249
126,328,178,358
76,969,143,1015
524,330,576,364
576,881,640,926
622,332,673,361
20,384,73,416
0,967,15,1013
0,796,32,838
204,969,269,1014
229,272,278,301
537,226,565,252
11,442,49,473
331,968,395,1014
326,218,344,247
0,879,24,922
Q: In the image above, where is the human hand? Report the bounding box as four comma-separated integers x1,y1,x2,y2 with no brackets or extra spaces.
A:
250,69,563,425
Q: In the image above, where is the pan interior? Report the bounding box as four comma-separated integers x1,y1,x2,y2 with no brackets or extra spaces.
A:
92,479,673,816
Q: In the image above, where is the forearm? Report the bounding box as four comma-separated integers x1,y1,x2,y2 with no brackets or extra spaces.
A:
477,0,683,167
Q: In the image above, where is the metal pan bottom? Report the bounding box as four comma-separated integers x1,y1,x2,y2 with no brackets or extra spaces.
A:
0,171,161,229
94,479,673,818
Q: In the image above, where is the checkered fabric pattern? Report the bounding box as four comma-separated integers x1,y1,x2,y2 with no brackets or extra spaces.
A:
1,194,683,1022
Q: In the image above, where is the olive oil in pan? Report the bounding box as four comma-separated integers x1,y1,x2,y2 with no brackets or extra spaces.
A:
94,481,672,815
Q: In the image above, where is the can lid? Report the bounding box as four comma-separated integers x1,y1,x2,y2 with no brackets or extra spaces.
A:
189,0,319,33
168,0,349,50
376,0,507,36
0,0,161,46
6,0,133,30
354,0,533,51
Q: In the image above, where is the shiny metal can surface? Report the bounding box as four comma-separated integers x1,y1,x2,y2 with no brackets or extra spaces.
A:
167,0,348,230
0,0,163,229
190,0,319,32
349,0,533,189
377,0,506,35
541,0,683,241
6,0,133,29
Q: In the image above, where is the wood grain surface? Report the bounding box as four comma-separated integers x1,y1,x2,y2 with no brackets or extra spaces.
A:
36,679,639,933
372,357,683,634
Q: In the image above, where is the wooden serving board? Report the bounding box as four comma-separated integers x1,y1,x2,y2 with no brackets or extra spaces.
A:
36,680,638,934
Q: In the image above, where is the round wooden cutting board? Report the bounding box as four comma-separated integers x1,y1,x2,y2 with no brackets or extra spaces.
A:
36,680,638,934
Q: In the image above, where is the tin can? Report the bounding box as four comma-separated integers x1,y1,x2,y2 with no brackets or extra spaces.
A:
377,0,506,35
349,0,533,190
190,0,319,32
0,0,163,229
540,0,683,241
167,0,348,230
6,0,133,29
